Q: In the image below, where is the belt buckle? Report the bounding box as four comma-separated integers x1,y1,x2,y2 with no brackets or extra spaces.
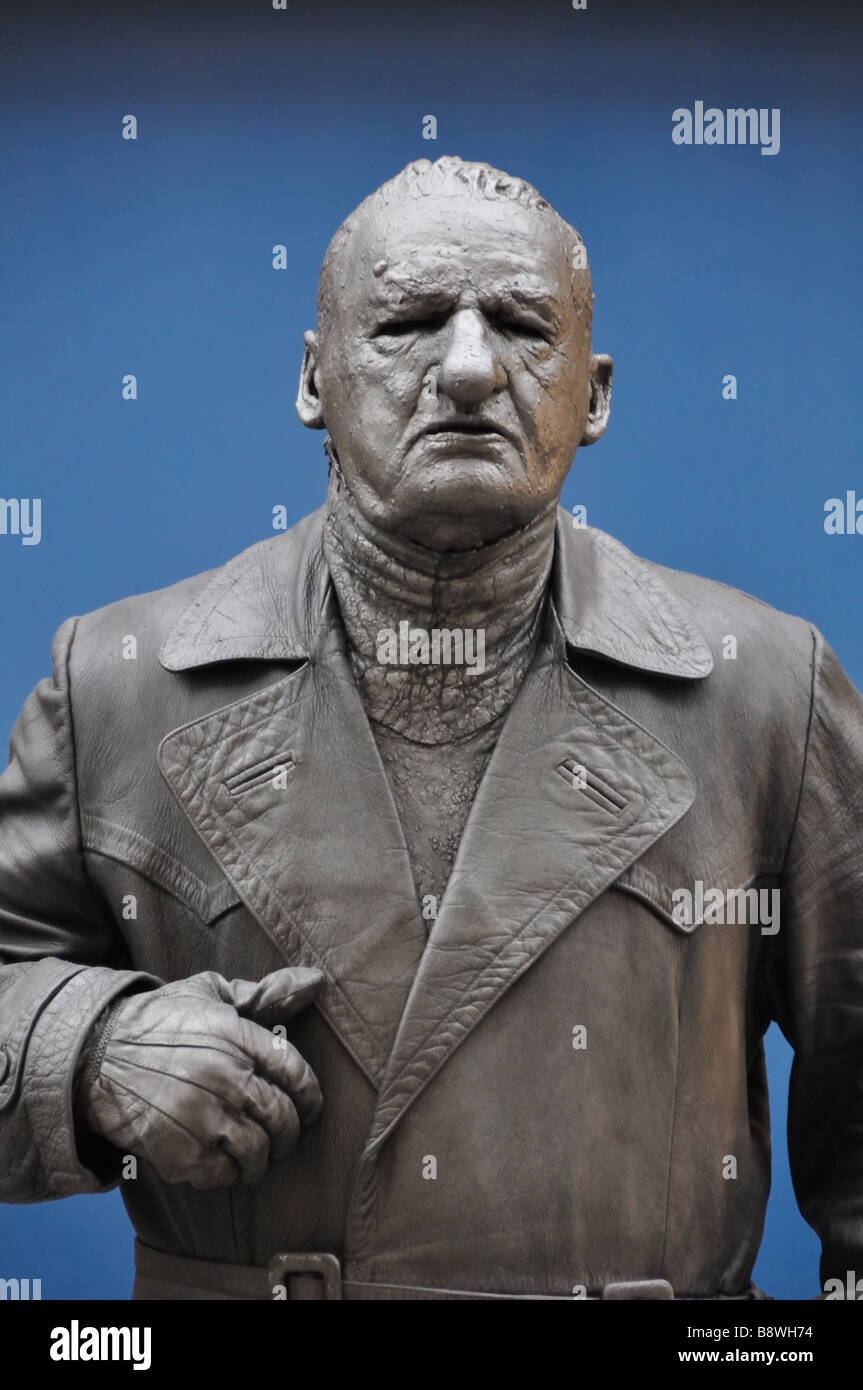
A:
601,1279,675,1300
269,1252,343,1301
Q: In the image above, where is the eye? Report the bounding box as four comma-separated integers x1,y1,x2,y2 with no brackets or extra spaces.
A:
496,317,550,342
374,315,447,338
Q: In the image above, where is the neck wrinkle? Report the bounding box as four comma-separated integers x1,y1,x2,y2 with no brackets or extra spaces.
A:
321,465,558,743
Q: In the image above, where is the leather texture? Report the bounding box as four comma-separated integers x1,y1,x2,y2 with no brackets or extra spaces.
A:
133,1239,767,1301
1,505,861,1299
78,967,324,1188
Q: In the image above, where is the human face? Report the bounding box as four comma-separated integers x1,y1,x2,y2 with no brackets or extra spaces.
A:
299,189,612,550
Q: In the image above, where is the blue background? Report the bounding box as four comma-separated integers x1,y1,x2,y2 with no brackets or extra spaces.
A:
1,0,860,1298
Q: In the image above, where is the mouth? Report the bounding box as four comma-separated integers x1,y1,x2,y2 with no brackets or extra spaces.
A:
420,420,514,444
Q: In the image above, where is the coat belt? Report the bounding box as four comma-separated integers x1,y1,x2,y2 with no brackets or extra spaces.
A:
132,1241,766,1302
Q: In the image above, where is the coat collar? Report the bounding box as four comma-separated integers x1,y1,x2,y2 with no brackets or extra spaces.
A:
159,506,714,680
156,505,705,1117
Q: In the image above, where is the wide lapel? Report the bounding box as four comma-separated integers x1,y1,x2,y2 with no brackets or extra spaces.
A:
158,595,427,1090
157,504,712,1112
365,606,697,1150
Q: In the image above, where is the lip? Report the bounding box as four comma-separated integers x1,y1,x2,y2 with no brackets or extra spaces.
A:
418,420,516,446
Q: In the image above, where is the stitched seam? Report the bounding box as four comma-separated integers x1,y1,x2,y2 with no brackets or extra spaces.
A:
108,1054,250,1106
103,1074,216,1150
616,863,781,923
0,965,87,1107
83,818,211,894
81,816,237,922
779,623,818,878
379,808,679,1105
775,624,840,1264
152,768,384,1082
166,840,382,1069
81,1000,124,1094
373,683,696,1112
162,658,403,1080
658,943,686,1275
61,619,119,938
159,673,309,758
187,804,381,1055
111,1039,245,1066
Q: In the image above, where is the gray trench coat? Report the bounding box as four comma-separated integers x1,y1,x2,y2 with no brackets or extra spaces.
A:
1,507,861,1300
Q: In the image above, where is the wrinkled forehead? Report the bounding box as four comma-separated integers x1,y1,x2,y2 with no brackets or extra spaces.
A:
319,189,586,326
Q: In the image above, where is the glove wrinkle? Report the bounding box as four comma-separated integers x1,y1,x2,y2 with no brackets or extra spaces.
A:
75,966,324,1189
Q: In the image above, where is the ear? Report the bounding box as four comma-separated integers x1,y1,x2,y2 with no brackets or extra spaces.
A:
296,330,326,430
580,353,613,447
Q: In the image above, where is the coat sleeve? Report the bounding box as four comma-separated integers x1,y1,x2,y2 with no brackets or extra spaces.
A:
768,625,863,1290
0,617,159,1202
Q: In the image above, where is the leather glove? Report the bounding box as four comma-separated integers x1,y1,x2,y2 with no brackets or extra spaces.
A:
75,966,325,1190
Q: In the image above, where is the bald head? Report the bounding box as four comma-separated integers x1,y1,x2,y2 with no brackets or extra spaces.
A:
317,156,594,338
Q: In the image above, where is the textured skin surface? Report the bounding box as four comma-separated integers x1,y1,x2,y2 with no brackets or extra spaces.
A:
323,471,554,910
371,719,502,918
322,471,555,742
0,507,861,1298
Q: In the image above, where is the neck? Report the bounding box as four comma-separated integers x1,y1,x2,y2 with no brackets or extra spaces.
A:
322,453,558,743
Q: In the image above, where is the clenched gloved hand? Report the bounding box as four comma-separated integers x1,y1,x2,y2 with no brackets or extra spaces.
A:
75,967,325,1190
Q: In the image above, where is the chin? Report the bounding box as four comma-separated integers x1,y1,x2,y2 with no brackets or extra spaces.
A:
398,493,534,552
410,455,525,506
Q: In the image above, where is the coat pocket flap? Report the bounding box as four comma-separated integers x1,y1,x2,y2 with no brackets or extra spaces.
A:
614,856,782,937
81,814,240,925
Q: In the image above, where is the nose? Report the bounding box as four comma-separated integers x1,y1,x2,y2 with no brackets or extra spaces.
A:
436,308,505,407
